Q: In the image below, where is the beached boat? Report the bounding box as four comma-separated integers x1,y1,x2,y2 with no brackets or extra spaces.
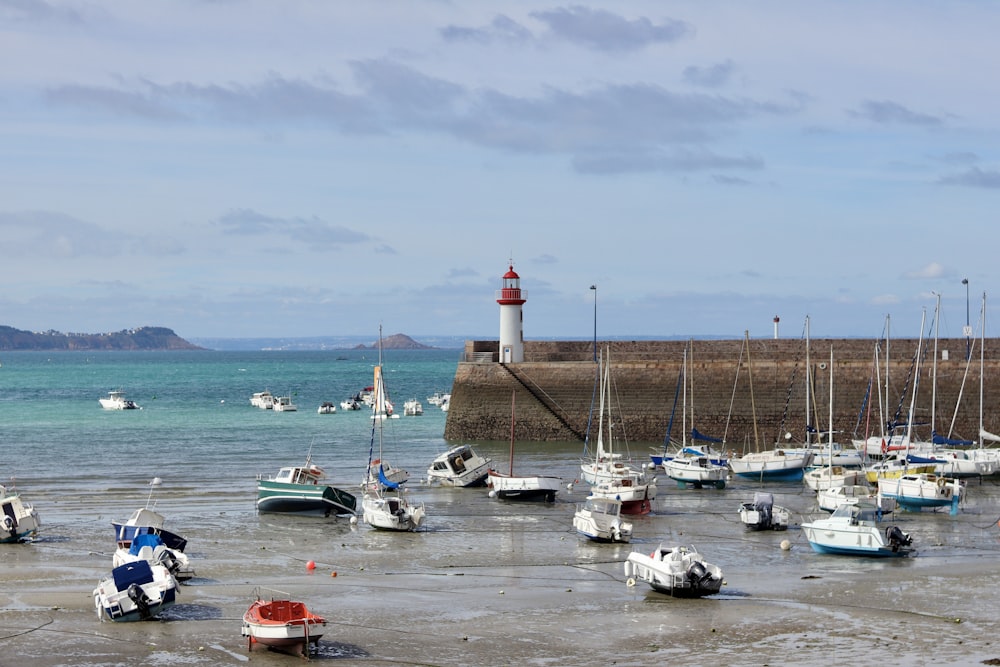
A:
573,496,632,543
242,589,327,658
317,401,336,414
877,472,963,513
113,532,194,582
581,348,657,513
803,464,866,491
250,391,274,409
801,501,913,557
112,481,190,554
0,483,41,543
488,390,561,502
99,389,140,410
93,560,178,622
624,544,724,598
729,448,813,481
865,454,936,483
816,484,895,513
361,458,410,493
663,454,727,489
361,327,426,531
738,491,790,531
427,444,492,487
403,398,423,416
256,457,357,516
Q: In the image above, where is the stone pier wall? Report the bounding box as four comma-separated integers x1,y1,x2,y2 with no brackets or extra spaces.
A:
443,338,998,447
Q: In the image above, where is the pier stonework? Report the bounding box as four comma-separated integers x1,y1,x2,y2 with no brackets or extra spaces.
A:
443,338,1000,449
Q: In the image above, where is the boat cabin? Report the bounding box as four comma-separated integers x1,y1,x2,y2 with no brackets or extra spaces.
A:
275,465,325,485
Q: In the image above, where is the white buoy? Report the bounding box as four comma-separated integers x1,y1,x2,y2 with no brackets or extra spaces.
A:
566,482,574,491
349,515,358,525
780,539,791,551
488,490,497,498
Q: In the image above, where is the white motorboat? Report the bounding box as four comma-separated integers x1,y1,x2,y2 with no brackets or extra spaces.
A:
803,465,866,491
624,544,724,598
816,484,896,513
113,532,194,582
801,501,913,557
573,496,632,543
0,483,41,543
340,397,362,411
99,390,141,410
317,402,337,414
272,396,297,412
403,398,423,416
877,473,964,513
663,454,727,489
93,560,178,622
250,391,274,409
427,391,447,406
738,492,790,531
427,444,492,487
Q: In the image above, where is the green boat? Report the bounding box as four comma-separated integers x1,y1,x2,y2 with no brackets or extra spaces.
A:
256,460,357,516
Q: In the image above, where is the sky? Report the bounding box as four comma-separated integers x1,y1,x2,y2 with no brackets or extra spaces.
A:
1,1,998,342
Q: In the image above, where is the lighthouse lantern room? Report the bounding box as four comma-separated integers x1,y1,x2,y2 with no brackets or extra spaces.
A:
496,263,527,363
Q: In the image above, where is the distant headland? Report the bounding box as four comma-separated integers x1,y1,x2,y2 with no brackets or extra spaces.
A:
354,333,434,350
0,325,204,351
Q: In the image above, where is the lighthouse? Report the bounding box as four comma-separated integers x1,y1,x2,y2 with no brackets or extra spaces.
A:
496,263,527,363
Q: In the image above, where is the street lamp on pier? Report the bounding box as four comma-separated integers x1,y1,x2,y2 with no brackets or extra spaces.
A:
963,278,971,360
590,285,597,363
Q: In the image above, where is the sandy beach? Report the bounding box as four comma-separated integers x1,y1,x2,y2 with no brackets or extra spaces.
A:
5,467,1000,667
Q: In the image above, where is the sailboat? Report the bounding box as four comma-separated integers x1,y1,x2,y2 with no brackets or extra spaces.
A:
583,347,657,515
487,390,561,502
361,328,426,531
662,341,728,490
804,346,864,491
875,307,964,514
729,331,813,481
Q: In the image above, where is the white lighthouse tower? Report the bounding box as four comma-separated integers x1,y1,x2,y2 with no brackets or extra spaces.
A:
496,263,527,363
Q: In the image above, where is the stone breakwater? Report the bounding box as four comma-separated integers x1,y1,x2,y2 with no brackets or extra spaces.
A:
443,338,999,447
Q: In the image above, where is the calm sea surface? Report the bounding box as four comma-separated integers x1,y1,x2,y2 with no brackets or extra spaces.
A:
4,350,1000,666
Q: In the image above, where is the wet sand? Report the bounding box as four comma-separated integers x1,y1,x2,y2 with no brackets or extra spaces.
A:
4,470,1000,666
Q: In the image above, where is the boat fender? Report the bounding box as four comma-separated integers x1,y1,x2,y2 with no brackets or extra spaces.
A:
936,477,947,489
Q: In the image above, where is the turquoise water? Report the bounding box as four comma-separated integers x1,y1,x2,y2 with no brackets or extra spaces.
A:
0,349,461,494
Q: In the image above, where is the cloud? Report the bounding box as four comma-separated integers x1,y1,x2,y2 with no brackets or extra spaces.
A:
0,0,84,24
532,254,559,265
848,100,944,126
43,60,794,175
0,210,137,258
902,262,946,280
938,167,1000,189
530,6,692,52
440,14,533,45
712,173,754,186
683,60,735,88
215,209,371,246
871,294,901,306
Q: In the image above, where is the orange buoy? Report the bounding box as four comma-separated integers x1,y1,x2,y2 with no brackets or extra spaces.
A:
331,571,338,578
306,560,316,571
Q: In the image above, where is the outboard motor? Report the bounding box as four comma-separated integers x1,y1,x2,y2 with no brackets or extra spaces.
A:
126,583,152,620
686,561,708,584
885,525,912,552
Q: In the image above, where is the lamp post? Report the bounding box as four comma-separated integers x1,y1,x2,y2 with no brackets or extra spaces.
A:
963,278,971,360
590,285,597,363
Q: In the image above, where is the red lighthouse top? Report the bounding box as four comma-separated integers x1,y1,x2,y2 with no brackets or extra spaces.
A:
496,264,527,305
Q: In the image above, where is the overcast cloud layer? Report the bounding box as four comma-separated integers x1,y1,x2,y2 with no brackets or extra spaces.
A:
1,1,997,341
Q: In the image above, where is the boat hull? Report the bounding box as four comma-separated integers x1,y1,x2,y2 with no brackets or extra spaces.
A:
488,471,560,502
624,546,724,598
242,598,326,657
427,445,492,487
362,493,425,531
93,562,178,622
256,481,357,516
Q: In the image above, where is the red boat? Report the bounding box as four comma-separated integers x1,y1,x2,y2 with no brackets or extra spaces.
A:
241,591,327,658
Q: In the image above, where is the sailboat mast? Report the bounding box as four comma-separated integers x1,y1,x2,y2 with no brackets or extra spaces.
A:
931,293,941,437
805,315,811,445
904,308,927,466
509,390,516,476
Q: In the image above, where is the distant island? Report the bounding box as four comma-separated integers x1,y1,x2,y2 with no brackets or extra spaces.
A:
355,333,434,350
0,325,204,351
